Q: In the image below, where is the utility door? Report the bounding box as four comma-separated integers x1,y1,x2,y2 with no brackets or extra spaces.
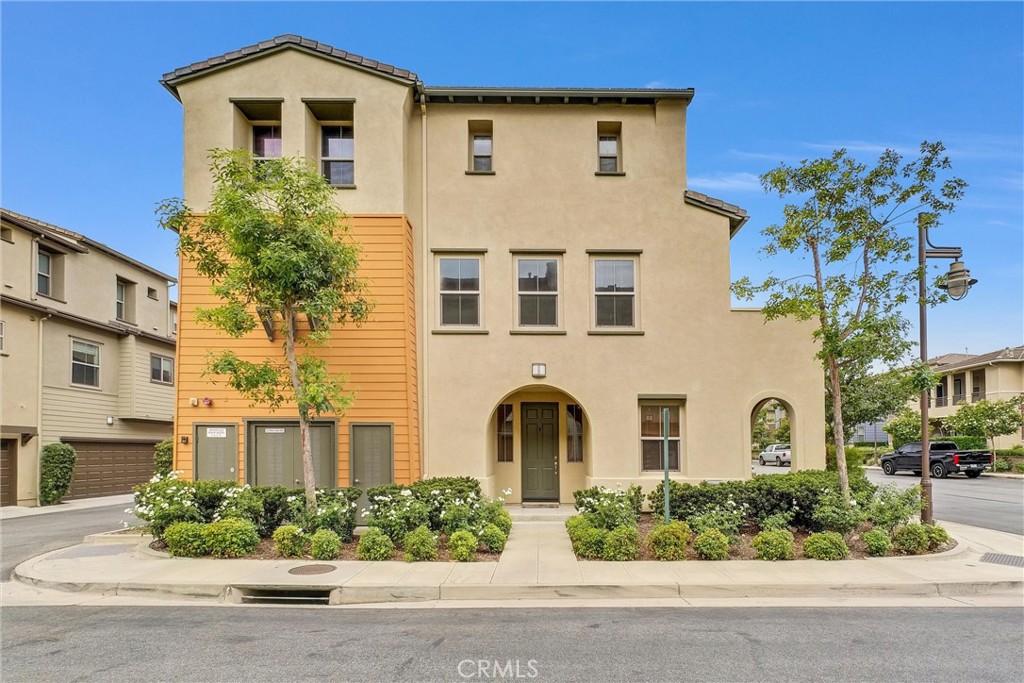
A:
351,424,394,522
194,424,237,481
250,422,335,488
522,403,559,501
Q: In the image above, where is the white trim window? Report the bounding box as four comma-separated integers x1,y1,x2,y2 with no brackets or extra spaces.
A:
37,250,53,296
516,257,560,327
594,258,637,328
116,280,127,321
439,257,481,327
150,354,174,385
71,340,100,388
321,125,355,185
640,404,680,471
472,134,493,172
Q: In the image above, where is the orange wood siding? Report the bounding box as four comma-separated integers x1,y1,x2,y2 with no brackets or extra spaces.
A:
173,215,420,486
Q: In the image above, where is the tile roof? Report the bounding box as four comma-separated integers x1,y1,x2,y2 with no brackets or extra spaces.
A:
929,346,1024,373
161,34,419,97
684,190,750,237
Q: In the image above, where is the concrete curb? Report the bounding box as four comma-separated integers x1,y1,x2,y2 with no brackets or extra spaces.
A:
862,465,1021,479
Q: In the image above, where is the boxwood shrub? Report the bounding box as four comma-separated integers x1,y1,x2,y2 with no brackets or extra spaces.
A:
601,525,640,561
164,521,208,557
272,525,308,558
573,527,607,559
646,520,691,561
893,524,930,555
204,518,259,558
38,443,77,506
693,529,730,560
803,532,849,560
751,529,795,561
863,529,892,557
403,526,438,562
309,529,341,561
924,524,950,551
478,524,507,553
447,530,478,562
153,438,174,477
355,527,394,561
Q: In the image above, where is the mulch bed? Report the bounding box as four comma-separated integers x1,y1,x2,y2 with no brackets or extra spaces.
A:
586,513,956,561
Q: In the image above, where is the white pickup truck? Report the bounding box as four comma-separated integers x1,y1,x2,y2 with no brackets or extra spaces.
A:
758,443,791,467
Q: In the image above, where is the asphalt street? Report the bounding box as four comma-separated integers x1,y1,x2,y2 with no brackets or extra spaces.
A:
752,463,1024,536
2,606,1022,682
0,504,138,581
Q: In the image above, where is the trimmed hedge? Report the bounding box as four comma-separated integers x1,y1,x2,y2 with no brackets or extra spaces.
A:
204,518,259,558
39,443,77,505
803,532,849,560
153,438,174,477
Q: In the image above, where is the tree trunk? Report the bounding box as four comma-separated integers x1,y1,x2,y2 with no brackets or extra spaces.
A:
828,355,851,500
284,307,317,511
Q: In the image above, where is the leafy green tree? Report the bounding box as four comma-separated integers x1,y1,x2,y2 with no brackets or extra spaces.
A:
943,395,1024,451
827,365,921,442
158,150,372,510
883,408,922,449
733,142,965,499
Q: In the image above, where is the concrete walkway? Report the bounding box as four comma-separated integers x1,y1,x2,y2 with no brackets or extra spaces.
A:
7,509,1023,606
0,494,134,520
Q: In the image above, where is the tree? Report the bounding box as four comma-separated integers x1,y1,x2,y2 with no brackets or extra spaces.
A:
827,365,921,442
883,408,922,449
733,142,965,499
944,396,1024,451
158,150,372,511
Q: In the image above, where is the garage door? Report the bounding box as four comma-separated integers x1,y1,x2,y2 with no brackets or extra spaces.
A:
1,440,16,506
63,440,157,500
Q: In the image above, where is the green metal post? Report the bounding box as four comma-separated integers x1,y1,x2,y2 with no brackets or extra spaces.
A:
663,407,671,524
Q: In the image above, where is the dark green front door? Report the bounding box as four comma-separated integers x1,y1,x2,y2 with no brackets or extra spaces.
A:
522,403,559,501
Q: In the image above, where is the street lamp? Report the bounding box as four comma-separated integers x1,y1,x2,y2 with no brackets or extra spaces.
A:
918,212,978,524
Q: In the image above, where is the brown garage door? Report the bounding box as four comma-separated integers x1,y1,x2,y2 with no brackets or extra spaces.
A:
63,440,156,500
1,439,16,506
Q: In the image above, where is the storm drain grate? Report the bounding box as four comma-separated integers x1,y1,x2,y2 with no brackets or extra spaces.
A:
237,588,333,605
979,553,1024,568
288,564,337,576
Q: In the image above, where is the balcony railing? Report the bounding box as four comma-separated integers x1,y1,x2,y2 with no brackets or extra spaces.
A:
934,396,948,407
971,390,985,402
952,393,966,405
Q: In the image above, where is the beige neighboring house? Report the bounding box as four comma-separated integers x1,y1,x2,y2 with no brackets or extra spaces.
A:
163,35,826,505
0,209,177,506
926,346,1024,449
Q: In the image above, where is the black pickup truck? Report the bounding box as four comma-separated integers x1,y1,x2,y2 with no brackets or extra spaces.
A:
879,441,993,479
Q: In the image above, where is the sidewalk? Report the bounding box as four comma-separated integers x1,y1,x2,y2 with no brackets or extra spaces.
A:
0,494,134,520
8,510,1024,606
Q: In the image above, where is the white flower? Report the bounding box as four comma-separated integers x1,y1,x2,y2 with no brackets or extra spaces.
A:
400,489,412,497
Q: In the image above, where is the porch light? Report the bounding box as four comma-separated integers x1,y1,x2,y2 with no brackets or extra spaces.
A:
937,260,977,301
531,363,547,378
106,416,114,426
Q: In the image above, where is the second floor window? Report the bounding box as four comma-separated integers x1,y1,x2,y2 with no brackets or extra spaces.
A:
472,135,493,172
37,250,53,296
252,125,282,160
321,125,354,185
594,259,636,327
439,257,480,326
517,258,559,327
116,281,127,321
71,340,100,388
150,355,174,385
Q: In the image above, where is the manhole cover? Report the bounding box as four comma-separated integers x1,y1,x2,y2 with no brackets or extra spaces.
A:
288,564,337,576
979,553,1024,568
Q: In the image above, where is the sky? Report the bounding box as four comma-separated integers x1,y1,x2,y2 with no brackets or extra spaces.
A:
2,1,1022,360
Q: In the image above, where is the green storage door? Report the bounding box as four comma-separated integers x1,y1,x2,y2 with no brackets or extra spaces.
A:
195,424,237,481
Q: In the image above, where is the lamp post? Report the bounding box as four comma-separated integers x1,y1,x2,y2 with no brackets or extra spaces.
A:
918,212,978,524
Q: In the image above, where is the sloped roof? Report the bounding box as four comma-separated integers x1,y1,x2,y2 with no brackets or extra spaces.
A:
929,352,976,367
930,346,1024,373
161,34,420,98
684,190,749,237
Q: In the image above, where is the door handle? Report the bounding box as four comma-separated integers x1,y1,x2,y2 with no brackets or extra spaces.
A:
294,479,301,485
354,479,360,484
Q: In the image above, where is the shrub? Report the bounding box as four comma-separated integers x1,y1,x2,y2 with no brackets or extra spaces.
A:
478,524,507,553
573,486,640,530
153,438,174,477
310,529,342,561
863,529,893,557
355,527,394,561
132,473,203,538
759,510,794,532
994,445,1024,457
480,500,513,536
868,485,923,532
408,477,483,529
216,485,263,526
164,521,208,557
573,527,607,559
440,503,472,536
826,445,866,479
574,485,643,517
646,520,691,561
38,443,77,505
693,529,730,560
923,524,950,550
448,530,478,562
943,435,987,450
566,514,594,540
204,518,259,558
403,526,438,562
601,525,640,561
299,488,361,541
367,490,431,543
272,525,309,558
751,529,795,561
191,480,239,522
993,458,1011,472
811,489,866,534
893,524,930,555
688,502,747,540
1014,461,1024,474
803,532,849,560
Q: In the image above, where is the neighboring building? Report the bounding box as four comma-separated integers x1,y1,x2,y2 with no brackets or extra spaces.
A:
0,209,177,506
850,421,887,446
926,346,1024,449
161,35,826,504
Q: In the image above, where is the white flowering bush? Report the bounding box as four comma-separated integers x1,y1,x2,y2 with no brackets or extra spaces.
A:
687,499,749,541
810,488,866,534
867,485,923,532
285,488,362,542
573,486,641,530
365,489,431,543
131,472,202,538
366,478,510,544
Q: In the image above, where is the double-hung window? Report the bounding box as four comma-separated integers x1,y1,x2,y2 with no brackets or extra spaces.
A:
594,258,636,327
321,125,355,186
37,250,53,296
115,280,127,321
71,340,100,388
516,258,559,327
439,257,481,327
472,135,493,172
597,122,623,174
640,404,680,471
151,354,174,385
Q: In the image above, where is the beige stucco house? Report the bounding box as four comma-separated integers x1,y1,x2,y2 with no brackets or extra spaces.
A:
0,209,177,506
926,346,1024,449
162,35,826,504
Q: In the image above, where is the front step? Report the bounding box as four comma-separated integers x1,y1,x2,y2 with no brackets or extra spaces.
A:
506,504,576,523
521,502,559,509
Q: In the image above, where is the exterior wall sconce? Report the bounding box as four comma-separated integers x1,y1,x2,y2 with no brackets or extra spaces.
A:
106,416,114,426
202,397,213,406
189,397,199,407
531,363,547,379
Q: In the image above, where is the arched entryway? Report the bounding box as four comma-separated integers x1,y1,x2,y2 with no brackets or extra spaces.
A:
747,394,797,470
488,384,589,504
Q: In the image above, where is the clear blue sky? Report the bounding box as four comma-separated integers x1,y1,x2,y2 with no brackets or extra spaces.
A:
2,1,1021,359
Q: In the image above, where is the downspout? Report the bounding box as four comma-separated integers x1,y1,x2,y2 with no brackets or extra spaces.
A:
419,93,430,479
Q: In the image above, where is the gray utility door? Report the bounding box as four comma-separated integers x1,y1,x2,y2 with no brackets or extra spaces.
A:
522,403,559,501
194,424,237,481
351,424,394,523
249,422,334,488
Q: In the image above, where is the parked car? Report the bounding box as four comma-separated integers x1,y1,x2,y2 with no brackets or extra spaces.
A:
879,441,993,479
758,444,791,466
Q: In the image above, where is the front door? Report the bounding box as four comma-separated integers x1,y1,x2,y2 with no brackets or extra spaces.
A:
522,403,559,501
351,424,394,522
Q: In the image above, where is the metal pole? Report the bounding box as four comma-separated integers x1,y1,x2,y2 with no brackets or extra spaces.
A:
662,407,671,525
919,213,933,525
